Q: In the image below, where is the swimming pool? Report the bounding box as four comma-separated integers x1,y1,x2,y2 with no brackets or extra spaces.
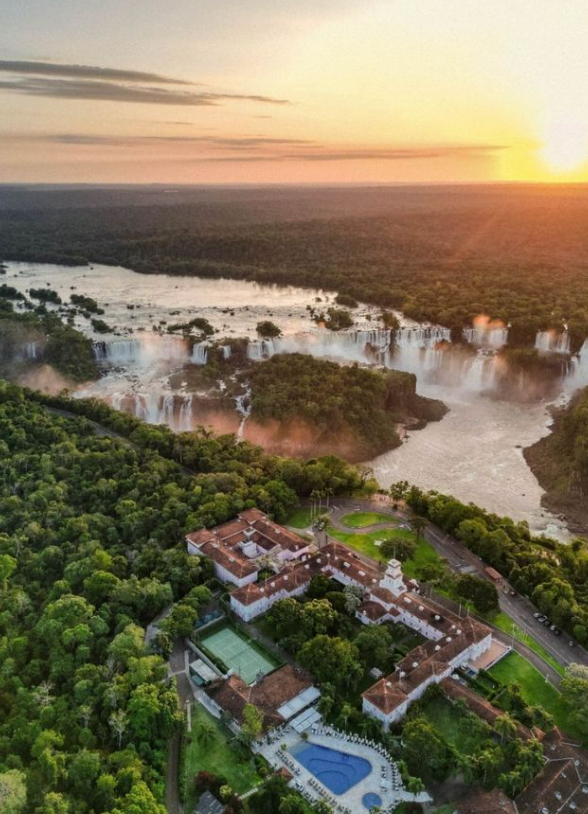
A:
290,742,372,794
363,792,383,810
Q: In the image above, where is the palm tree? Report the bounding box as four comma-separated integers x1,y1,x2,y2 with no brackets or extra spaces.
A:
494,713,517,743
338,702,354,731
409,515,427,542
196,720,216,746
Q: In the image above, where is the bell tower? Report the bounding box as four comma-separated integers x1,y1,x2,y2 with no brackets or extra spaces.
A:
380,558,406,596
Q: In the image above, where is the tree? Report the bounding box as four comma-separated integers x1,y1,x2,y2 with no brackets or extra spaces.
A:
343,584,364,615
109,710,128,748
561,664,588,735
454,574,499,614
278,795,306,814
0,770,26,814
380,536,416,563
355,624,393,670
298,635,362,689
409,516,427,542
0,554,16,585
494,713,517,743
256,321,282,339
389,480,410,502
240,704,264,744
196,720,216,746
402,717,455,781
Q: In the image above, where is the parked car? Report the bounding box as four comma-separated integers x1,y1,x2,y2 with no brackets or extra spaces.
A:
549,625,561,635
569,641,575,647
543,619,552,627
537,615,548,623
533,612,542,619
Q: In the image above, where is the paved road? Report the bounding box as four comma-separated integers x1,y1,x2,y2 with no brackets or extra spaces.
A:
165,641,196,814
319,496,588,675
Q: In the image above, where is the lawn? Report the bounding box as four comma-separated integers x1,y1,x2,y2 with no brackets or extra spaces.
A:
284,506,315,528
421,695,490,755
340,511,397,528
328,526,441,579
184,703,261,807
488,651,582,741
487,611,565,676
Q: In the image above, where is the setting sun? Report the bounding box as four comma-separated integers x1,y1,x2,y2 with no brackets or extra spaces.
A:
541,120,588,174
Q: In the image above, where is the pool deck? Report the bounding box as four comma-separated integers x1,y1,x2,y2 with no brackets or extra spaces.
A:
255,724,430,812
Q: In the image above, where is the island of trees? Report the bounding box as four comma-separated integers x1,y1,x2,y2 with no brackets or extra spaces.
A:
236,353,447,460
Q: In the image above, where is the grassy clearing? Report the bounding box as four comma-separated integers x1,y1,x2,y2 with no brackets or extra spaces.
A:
421,696,490,755
487,611,565,676
488,651,581,741
340,510,396,528
184,704,261,807
328,526,441,580
284,506,315,528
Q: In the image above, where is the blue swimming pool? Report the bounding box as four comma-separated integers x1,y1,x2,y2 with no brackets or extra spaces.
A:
290,742,372,794
363,792,383,810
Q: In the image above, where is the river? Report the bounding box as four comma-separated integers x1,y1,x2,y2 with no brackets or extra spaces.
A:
5,260,586,539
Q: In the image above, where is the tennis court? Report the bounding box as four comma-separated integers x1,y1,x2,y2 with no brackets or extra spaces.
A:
200,625,275,685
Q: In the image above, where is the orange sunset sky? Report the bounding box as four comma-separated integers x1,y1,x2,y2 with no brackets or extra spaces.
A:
2,0,588,184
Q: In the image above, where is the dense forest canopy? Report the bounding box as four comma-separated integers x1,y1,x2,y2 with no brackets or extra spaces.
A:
404,484,588,644
0,286,98,382
3,185,588,345
525,385,588,532
240,353,447,460
0,380,364,813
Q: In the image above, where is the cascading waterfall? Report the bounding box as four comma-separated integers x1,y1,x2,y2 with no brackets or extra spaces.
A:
93,335,192,365
235,386,252,439
25,342,39,359
247,329,393,364
565,339,588,392
106,391,198,430
178,395,195,431
394,326,451,348
535,331,571,354
191,342,209,365
463,326,509,348
221,345,232,360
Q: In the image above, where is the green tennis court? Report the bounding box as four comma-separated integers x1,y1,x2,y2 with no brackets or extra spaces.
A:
200,625,275,685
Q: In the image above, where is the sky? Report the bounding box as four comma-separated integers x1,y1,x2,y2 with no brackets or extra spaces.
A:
2,0,588,185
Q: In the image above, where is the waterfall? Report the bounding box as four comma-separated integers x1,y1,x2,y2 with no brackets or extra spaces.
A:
235,386,252,440
566,339,588,392
191,342,209,365
178,395,195,431
463,326,509,348
25,342,39,359
221,345,232,360
94,335,192,365
393,326,451,349
247,328,393,364
107,391,197,430
535,331,571,354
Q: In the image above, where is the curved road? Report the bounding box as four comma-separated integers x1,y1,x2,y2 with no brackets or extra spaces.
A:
320,496,588,682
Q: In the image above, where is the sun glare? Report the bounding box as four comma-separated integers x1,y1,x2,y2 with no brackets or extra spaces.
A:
540,120,588,173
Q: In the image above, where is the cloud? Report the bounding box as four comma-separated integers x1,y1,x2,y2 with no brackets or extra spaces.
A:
0,59,192,85
195,144,508,162
0,61,289,106
0,76,288,106
1,131,506,163
7,133,312,148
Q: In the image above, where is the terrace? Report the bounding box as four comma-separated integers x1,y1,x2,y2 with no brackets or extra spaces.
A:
254,721,430,813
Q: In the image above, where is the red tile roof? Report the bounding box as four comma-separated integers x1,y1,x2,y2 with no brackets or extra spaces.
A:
455,787,517,814
186,510,309,581
210,664,314,730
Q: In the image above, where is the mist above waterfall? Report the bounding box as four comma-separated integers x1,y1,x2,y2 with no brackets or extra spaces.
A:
6,259,587,537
